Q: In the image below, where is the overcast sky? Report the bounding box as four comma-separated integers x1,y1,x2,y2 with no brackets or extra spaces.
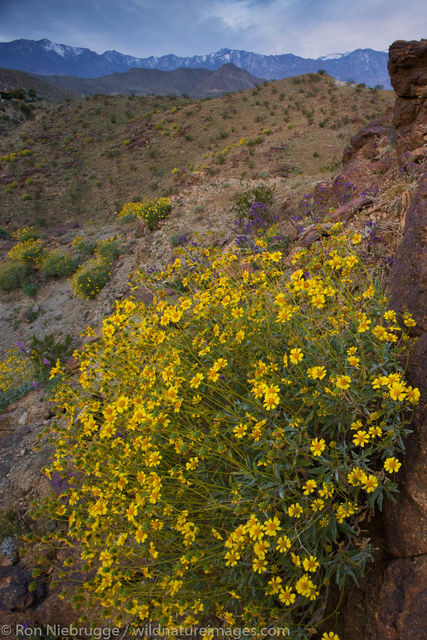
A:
0,0,425,58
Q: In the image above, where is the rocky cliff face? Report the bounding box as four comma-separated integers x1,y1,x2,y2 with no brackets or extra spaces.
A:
327,39,427,640
376,172,427,640
388,39,427,151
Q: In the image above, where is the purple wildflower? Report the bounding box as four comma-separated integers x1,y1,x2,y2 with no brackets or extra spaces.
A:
16,341,28,355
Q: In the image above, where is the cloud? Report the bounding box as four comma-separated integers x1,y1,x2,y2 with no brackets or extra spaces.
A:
0,0,425,58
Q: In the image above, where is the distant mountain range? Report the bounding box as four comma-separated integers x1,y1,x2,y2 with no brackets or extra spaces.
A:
0,64,262,99
36,64,263,98
0,39,391,89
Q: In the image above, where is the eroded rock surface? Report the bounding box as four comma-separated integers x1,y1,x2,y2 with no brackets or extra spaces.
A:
388,39,427,151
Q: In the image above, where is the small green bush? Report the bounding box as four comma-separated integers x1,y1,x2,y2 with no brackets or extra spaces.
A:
21,280,38,297
72,236,97,255
72,258,112,299
39,251,79,277
95,237,122,263
0,508,23,537
234,183,275,219
170,233,189,247
0,260,28,291
0,347,32,404
118,213,137,224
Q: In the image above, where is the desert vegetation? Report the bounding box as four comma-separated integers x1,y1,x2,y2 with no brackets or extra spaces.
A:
0,53,425,639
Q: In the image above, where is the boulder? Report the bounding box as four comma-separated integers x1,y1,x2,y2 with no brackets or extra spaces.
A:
388,39,427,98
349,122,385,151
0,566,44,611
333,195,373,221
0,538,19,567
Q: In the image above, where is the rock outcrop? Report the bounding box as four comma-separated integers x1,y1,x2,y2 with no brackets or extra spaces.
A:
387,174,427,557
388,39,427,152
332,39,427,640
374,172,427,639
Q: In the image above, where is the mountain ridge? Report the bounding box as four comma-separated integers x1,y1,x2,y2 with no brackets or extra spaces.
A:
35,63,264,97
0,38,391,88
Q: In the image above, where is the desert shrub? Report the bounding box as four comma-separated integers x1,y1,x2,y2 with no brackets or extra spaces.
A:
0,260,28,290
261,224,290,252
0,335,74,401
234,201,273,246
8,238,44,265
21,280,38,297
72,257,112,299
13,226,39,242
235,184,275,215
118,202,144,222
234,184,277,247
72,236,97,255
118,197,172,230
0,347,32,395
27,333,73,384
36,226,418,637
247,136,264,147
95,237,122,263
39,251,79,277
0,344,35,410
170,233,189,248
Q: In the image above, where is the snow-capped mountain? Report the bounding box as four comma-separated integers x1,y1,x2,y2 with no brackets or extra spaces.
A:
0,39,391,88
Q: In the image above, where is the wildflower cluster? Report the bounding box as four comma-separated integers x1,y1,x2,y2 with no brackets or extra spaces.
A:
234,202,270,246
0,347,31,394
0,148,32,164
8,238,44,264
118,198,172,229
71,236,122,300
233,186,276,249
72,258,111,300
117,202,141,223
95,237,122,263
206,130,270,164
37,226,417,638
